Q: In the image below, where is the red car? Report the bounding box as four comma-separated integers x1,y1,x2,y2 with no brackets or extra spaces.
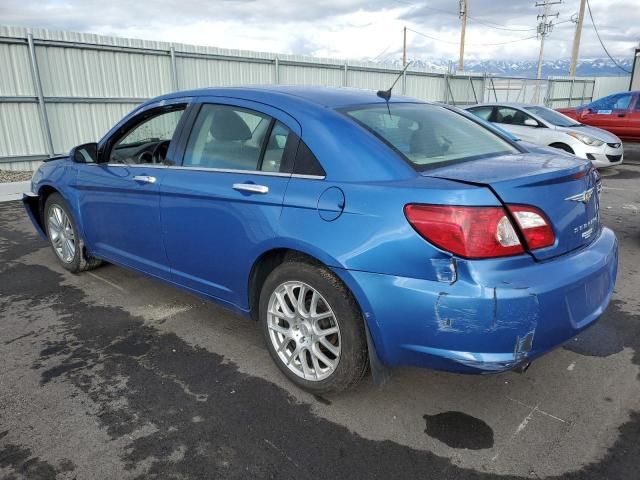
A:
557,90,640,142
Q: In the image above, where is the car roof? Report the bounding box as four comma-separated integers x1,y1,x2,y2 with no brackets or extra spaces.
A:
465,102,541,109
155,85,425,109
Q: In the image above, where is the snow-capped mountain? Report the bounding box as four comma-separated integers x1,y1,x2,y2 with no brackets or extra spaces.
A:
379,57,633,77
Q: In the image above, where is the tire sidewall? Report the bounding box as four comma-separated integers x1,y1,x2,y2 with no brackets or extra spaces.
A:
259,261,367,393
44,193,82,272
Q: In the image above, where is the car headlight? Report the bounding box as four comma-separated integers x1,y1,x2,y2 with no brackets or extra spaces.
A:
567,131,604,147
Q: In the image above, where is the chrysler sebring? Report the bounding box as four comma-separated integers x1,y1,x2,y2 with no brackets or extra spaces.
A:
24,86,618,393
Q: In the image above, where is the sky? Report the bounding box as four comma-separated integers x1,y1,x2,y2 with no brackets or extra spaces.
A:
1,0,638,63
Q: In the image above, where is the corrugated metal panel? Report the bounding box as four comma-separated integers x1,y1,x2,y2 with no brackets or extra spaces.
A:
36,46,172,97
176,58,274,89
45,102,137,154
279,65,343,87
0,103,46,156
347,69,398,91
592,75,631,99
405,74,446,101
0,42,34,96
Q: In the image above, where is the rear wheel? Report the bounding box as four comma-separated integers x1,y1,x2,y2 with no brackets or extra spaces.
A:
44,193,102,273
259,260,368,393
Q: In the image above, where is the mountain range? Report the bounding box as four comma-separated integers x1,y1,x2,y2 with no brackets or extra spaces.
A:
379,57,634,77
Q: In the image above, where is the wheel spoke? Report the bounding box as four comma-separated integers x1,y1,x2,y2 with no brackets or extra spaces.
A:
274,291,295,319
299,348,313,379
312,310,333,322
286,344,302,366
318,337,339,356
268,322,290,336
313,346,337,371
316,325,339,338
296,285,307,314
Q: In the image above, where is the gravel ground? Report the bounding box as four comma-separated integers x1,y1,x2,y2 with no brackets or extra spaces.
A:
0,169,32,183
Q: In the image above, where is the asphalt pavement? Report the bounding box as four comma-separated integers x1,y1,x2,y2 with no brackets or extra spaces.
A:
1,150,639,479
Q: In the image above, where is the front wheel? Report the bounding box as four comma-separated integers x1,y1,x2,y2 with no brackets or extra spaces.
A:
259,260,368,393
44,193,102,273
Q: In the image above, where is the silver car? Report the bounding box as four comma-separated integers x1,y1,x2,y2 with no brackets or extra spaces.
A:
465,103,623,168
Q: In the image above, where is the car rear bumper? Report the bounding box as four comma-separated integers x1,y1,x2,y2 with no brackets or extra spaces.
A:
339,227,618,373
22,191,47,239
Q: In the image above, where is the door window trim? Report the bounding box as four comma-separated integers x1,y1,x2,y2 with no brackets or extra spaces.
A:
99,101,191,166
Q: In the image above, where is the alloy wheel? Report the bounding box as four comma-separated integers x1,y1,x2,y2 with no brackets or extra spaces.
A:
267,281,341,381
47,205,76,263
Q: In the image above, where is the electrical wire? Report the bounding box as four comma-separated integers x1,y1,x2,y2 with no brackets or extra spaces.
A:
406,27,538,47
585,0,631,73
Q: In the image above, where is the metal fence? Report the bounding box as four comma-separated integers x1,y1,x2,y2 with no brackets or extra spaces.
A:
0,26,630,171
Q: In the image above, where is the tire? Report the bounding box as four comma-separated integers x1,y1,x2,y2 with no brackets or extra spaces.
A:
44,193,102,273
259,259,368,393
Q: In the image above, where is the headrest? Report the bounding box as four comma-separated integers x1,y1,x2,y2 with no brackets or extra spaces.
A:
210,109,252,141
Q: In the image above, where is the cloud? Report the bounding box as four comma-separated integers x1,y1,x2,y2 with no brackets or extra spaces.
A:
0,0,637,62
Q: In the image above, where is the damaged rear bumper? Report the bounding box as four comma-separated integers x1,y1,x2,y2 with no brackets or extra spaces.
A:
340,227,618,374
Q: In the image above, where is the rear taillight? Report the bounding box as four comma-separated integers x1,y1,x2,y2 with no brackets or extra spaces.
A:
404,204,554,259
507,205,555,250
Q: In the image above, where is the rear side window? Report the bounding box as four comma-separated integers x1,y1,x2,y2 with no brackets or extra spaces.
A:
183,104,292,172
293,140,325,177
344,104,518,170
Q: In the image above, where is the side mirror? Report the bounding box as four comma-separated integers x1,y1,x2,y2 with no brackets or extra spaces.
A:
70,142,99,163
523,118,538,127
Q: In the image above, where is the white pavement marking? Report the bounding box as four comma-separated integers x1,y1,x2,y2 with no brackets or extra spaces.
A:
506,397,569,424
87,271,126,293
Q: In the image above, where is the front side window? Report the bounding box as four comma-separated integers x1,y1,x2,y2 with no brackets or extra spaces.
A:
344,103,518,170
589,93,633,112
183,104,293,172
109,108,184,165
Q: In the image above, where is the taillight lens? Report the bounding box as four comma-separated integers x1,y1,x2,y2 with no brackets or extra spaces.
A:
404,204,554,259
507,205,555,250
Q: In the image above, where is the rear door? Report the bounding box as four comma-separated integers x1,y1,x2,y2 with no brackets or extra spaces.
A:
620,93,640,140
160,99,300,307
76,101,189,277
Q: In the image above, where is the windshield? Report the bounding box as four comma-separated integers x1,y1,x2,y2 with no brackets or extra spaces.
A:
343,104,519,170
523,106,580,127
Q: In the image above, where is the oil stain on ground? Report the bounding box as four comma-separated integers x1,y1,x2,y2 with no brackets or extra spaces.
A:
423,412,494,450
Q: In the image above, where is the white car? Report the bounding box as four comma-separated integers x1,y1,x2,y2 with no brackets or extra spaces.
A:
465,103,623,168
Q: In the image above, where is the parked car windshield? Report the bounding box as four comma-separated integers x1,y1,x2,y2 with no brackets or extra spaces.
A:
524,106,580,127
344,103,518,170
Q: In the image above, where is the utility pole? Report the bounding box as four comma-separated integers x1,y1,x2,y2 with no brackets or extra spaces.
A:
403,26,407,66
535,0,561,80
458,0,468,72
569,0,587,77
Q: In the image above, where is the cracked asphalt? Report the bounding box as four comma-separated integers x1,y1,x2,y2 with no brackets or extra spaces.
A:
1,148,639,479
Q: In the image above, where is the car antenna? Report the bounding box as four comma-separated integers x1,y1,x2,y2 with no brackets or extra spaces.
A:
377,62,411,115
376,62,411,102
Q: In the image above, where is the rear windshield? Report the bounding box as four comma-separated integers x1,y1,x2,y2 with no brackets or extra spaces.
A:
343,103,518,170
524,106,580,127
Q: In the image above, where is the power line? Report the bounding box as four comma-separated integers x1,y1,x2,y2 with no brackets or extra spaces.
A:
585,0,631,73
466,16,538,32
406,27,538,46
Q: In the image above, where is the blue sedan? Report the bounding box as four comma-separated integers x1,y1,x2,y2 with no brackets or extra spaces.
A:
24,86,618,393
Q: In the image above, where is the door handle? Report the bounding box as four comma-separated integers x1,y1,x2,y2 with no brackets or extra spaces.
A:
133,175,157,184
618,113,626,117
233,183,269,194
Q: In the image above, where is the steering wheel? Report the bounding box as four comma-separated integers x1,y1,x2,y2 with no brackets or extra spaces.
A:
151,140,171,164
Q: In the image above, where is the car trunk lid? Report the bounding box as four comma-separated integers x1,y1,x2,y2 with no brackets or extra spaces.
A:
422,153,600,260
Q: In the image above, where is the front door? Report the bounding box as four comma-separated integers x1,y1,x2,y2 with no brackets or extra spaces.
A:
76,103,187,277
492,106,541,143
160,100,300,309
579,92,634,137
